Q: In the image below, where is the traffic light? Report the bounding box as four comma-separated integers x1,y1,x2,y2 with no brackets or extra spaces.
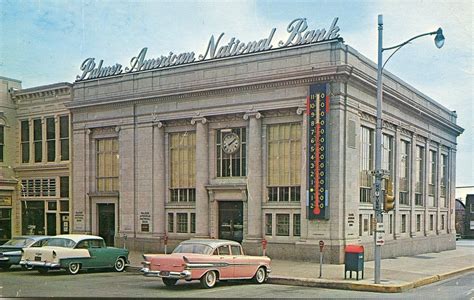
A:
384,179,395,212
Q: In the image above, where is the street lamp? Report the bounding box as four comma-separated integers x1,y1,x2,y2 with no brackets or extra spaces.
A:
373,14,445,284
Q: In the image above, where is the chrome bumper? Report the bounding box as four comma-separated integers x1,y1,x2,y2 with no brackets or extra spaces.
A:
140,267,191,280
20,260,60,268
0,257,10,261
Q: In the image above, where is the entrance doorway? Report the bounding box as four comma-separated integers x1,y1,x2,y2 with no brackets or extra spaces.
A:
46,213,57,236
218,201,243,243
98,204,115,246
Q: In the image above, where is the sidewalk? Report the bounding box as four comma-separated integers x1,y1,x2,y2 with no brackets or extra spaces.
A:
125,245,474,293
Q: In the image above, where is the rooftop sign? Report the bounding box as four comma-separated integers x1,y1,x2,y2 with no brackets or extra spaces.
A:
75,17,340,81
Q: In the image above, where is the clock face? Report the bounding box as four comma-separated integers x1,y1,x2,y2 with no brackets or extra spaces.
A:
222,132,240,154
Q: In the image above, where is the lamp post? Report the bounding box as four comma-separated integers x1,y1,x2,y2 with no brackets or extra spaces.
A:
373,14,445,284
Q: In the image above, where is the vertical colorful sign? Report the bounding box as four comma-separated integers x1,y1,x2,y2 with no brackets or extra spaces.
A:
307,84,329,220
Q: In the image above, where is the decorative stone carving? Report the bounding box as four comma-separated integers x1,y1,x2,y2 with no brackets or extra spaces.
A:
416,135,427,143
382,120,396,130
153,121,164,128
190,116,207,125
243,111,262,120
91,127,116,136
359,111,376,124
399,127,412,137
296,106,306,115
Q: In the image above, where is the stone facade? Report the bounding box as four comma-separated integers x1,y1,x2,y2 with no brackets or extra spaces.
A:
70,40,463,263
0,78,72,242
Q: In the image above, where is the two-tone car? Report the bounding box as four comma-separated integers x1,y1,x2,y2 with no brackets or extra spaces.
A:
0,236,50,270
20,234,129,275
141,239,271,288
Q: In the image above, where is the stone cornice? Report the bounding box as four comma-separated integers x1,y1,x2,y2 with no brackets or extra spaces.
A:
68,65,352,111
13,86,72,102
14,163,70,173
348,66,463,136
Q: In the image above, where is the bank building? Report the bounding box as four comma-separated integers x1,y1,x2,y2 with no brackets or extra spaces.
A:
0,18,463,263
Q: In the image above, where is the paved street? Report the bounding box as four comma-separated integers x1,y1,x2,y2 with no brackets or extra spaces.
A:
0,267,473,298
1,240,472,298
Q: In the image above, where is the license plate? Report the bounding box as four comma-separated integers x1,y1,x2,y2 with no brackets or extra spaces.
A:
35,256,41,261
160,271,170,277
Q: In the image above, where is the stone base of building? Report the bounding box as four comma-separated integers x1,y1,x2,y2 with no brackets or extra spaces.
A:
116,233,456,264
360,233,456,263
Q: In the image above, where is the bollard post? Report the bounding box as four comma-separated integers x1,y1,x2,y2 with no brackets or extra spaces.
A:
319,240,324,278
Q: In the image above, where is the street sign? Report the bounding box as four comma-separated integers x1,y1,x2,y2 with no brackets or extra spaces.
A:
319,240,324,252
376,223,384,232
376,231,385,246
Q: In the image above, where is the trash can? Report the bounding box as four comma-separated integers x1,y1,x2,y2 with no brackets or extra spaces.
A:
344,245,364,280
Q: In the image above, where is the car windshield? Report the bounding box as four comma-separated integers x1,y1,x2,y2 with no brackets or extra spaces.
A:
44,238,76,248
172,243,213,255
2,237,35,247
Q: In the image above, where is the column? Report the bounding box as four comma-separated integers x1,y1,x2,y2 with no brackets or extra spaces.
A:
448,148,456,233
41,117,46,163
84,128,91,233
72,128,87,233
192,117,209,238
55,116,60,163
244,112,263,240
297,107,308,241
393,127,400,238
436,143,441,234
153,122,166,237
410,133,416,237
136,123,153,236
423,138,430,236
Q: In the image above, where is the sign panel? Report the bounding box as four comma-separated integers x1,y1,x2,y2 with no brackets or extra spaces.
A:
0,196,12,206
75,18,341,81
307,84,329,219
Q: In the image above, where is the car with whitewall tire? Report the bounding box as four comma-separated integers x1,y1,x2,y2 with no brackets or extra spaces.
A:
19,234,129,275
141,239,271,289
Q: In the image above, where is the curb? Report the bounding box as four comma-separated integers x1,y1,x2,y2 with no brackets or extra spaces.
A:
125,264,474,293
269,266,474,293
267,276,407,293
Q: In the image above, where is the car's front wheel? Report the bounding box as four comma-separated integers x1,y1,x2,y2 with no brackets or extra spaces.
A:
67,262,81,275
200,270,217,289
162,278,178,287
114,257,126,272
252,266,267,284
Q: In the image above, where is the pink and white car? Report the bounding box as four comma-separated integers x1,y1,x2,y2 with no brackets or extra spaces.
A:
141,239,271,288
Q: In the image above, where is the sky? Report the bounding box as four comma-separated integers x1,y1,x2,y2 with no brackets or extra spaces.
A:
0,0,472,185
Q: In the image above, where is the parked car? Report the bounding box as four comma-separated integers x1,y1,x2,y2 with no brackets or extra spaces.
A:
141,239,271,288
0,236,50,270
19,234,129,275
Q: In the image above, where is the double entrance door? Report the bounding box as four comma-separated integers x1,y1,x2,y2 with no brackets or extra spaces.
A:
218,201,243,243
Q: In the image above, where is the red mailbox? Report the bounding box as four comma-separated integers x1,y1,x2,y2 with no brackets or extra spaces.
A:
345,245,363,253
344,245,364,280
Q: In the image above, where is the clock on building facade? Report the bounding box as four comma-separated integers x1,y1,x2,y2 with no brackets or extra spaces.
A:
222,132,240,154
